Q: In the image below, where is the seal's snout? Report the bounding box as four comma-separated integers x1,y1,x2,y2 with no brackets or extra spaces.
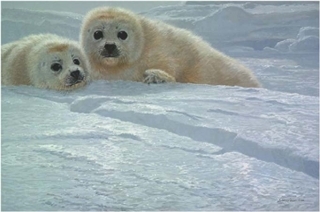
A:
104,43,117,53
70,69,84,82
101,43,119,58
66,69,85,87
70,70,81,79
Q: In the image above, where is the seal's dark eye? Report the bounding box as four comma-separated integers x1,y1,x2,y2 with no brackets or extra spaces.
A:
117,31,128,40
73,59,80,65
51,63,62,72
94,30,103,40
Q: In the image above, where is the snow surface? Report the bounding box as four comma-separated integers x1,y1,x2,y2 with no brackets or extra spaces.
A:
1,2,319,211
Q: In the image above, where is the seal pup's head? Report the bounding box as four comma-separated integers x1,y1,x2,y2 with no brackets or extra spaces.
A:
80,7,144,73
34,40,89,90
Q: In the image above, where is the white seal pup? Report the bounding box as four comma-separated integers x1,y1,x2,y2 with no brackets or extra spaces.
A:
1,34,90,90
80,7,261,87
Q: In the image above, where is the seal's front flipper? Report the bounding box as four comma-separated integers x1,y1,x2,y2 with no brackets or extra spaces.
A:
143,69,176,84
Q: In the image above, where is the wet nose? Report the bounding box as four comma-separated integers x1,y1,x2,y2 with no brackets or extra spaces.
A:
70,70,80,79
104,44,117,53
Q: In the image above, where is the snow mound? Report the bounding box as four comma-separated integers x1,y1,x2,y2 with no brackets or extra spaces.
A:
194,6,254,42
289,35,319,52
297,27,319,39
142,3,319,51
274,39,296,52
209,6,252,23
274,27,319,53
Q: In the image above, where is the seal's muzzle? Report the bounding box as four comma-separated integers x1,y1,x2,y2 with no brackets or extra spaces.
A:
101,43,120,57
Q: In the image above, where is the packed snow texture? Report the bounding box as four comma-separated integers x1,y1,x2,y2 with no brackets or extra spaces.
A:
1,2,319,211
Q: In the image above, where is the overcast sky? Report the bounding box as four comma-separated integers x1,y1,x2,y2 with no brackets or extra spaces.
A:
1,1,183,14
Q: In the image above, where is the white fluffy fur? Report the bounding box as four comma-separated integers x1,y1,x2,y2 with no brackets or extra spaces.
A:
1,34,90,90
80,7,261,87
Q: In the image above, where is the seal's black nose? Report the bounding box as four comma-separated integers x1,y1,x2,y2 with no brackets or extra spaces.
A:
104,44,117,54
70,70,80,79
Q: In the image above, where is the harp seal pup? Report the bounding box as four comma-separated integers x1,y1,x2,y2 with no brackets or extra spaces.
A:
80,7,261,87
1,34,90,90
